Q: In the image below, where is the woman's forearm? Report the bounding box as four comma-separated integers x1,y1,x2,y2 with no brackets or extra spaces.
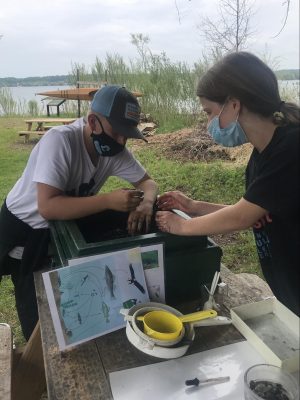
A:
190,200,228,216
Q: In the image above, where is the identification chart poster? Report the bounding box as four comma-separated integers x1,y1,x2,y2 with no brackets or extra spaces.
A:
43,247,149,350
68,243,165,303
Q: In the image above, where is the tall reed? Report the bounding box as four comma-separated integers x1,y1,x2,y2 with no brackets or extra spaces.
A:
0,87,43,116
70,52,202,131
0,87,25,115
278,80,300,104
69,51,299,132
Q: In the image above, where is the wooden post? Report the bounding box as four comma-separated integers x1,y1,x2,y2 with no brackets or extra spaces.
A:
11,322,46,400
77,69,81,118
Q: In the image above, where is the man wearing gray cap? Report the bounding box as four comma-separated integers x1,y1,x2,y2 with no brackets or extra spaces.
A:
0,84,158,341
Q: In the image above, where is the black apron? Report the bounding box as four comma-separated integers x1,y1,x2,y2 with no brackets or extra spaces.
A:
0,200,50,277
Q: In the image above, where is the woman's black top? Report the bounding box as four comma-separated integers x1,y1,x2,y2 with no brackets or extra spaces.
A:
245,124,299,315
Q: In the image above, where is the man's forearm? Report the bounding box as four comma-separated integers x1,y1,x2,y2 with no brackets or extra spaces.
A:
38,193,111,221
136,179,159,206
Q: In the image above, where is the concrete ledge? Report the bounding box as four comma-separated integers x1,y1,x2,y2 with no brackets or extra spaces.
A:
0,323,13,400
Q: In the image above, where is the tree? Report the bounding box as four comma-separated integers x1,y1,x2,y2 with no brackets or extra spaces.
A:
197,0,255,59
272,0,291,38
130,33,151,71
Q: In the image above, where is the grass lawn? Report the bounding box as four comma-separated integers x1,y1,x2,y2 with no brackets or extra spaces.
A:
0,116,260,346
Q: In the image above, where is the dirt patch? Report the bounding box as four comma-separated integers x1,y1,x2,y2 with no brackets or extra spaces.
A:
13,122,253,165
210,232,240,247
11,139,39,151
132,123,253,165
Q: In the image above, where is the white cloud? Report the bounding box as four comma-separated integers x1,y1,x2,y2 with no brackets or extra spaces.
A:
0,0,298,77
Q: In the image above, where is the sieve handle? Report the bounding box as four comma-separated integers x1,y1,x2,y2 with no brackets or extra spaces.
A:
179,309,217,323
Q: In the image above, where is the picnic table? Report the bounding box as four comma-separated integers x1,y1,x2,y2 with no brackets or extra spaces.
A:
10,265,274,400
18,118,76,143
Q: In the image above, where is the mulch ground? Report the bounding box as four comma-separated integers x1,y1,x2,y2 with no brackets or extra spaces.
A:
132,122,253,165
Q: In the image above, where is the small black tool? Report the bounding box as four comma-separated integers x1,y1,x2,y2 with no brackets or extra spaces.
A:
185,378,201,387
185,376,230,387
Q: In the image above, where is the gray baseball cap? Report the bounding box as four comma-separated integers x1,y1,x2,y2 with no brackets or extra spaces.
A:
91,85,147,142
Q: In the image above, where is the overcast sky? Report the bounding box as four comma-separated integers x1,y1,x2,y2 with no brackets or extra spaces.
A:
0,0,299,78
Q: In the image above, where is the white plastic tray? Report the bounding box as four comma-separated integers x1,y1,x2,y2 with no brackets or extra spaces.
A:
230,298,300,372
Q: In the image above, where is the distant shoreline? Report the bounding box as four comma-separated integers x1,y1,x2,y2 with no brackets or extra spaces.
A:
2,84,70,87
0,69,299,87
0,75,71,87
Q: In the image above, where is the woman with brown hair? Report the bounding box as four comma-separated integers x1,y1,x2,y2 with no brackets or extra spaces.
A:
156,52,299,315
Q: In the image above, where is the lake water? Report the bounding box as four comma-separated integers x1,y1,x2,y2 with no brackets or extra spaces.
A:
9,85,68,103
0,80,299,115
5,80,299,103
5,80,299,102
0,85,81,116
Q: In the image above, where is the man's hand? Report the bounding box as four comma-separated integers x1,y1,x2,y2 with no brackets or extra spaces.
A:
156,191,193,213
127,199,154,235
127,174,158,235
107,188,144,212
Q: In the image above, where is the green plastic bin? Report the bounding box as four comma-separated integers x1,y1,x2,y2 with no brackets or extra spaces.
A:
49,210,222,305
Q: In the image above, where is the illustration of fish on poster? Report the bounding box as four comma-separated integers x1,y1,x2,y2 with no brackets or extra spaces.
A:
68,244,166,304
42,247,149,350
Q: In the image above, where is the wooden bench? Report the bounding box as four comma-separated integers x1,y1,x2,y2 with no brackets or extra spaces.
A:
18,131,46,143
18,131,32,142
18,118,76,143
19,126,53,143
0,323,13,400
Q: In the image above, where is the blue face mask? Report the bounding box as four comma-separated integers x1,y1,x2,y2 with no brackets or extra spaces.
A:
207,105,248,147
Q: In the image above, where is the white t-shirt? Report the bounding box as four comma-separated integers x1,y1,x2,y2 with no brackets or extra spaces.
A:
6,118,146,229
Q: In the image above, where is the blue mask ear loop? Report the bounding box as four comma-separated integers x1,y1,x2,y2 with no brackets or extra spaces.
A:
218,102,226,118
219,101,240,125
223,98,240,123
208,102,226,131
236,111,248,142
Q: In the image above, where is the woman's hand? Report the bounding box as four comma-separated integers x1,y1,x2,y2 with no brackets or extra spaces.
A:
253,213,273,229
155,210,185,235
156,191,193,214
